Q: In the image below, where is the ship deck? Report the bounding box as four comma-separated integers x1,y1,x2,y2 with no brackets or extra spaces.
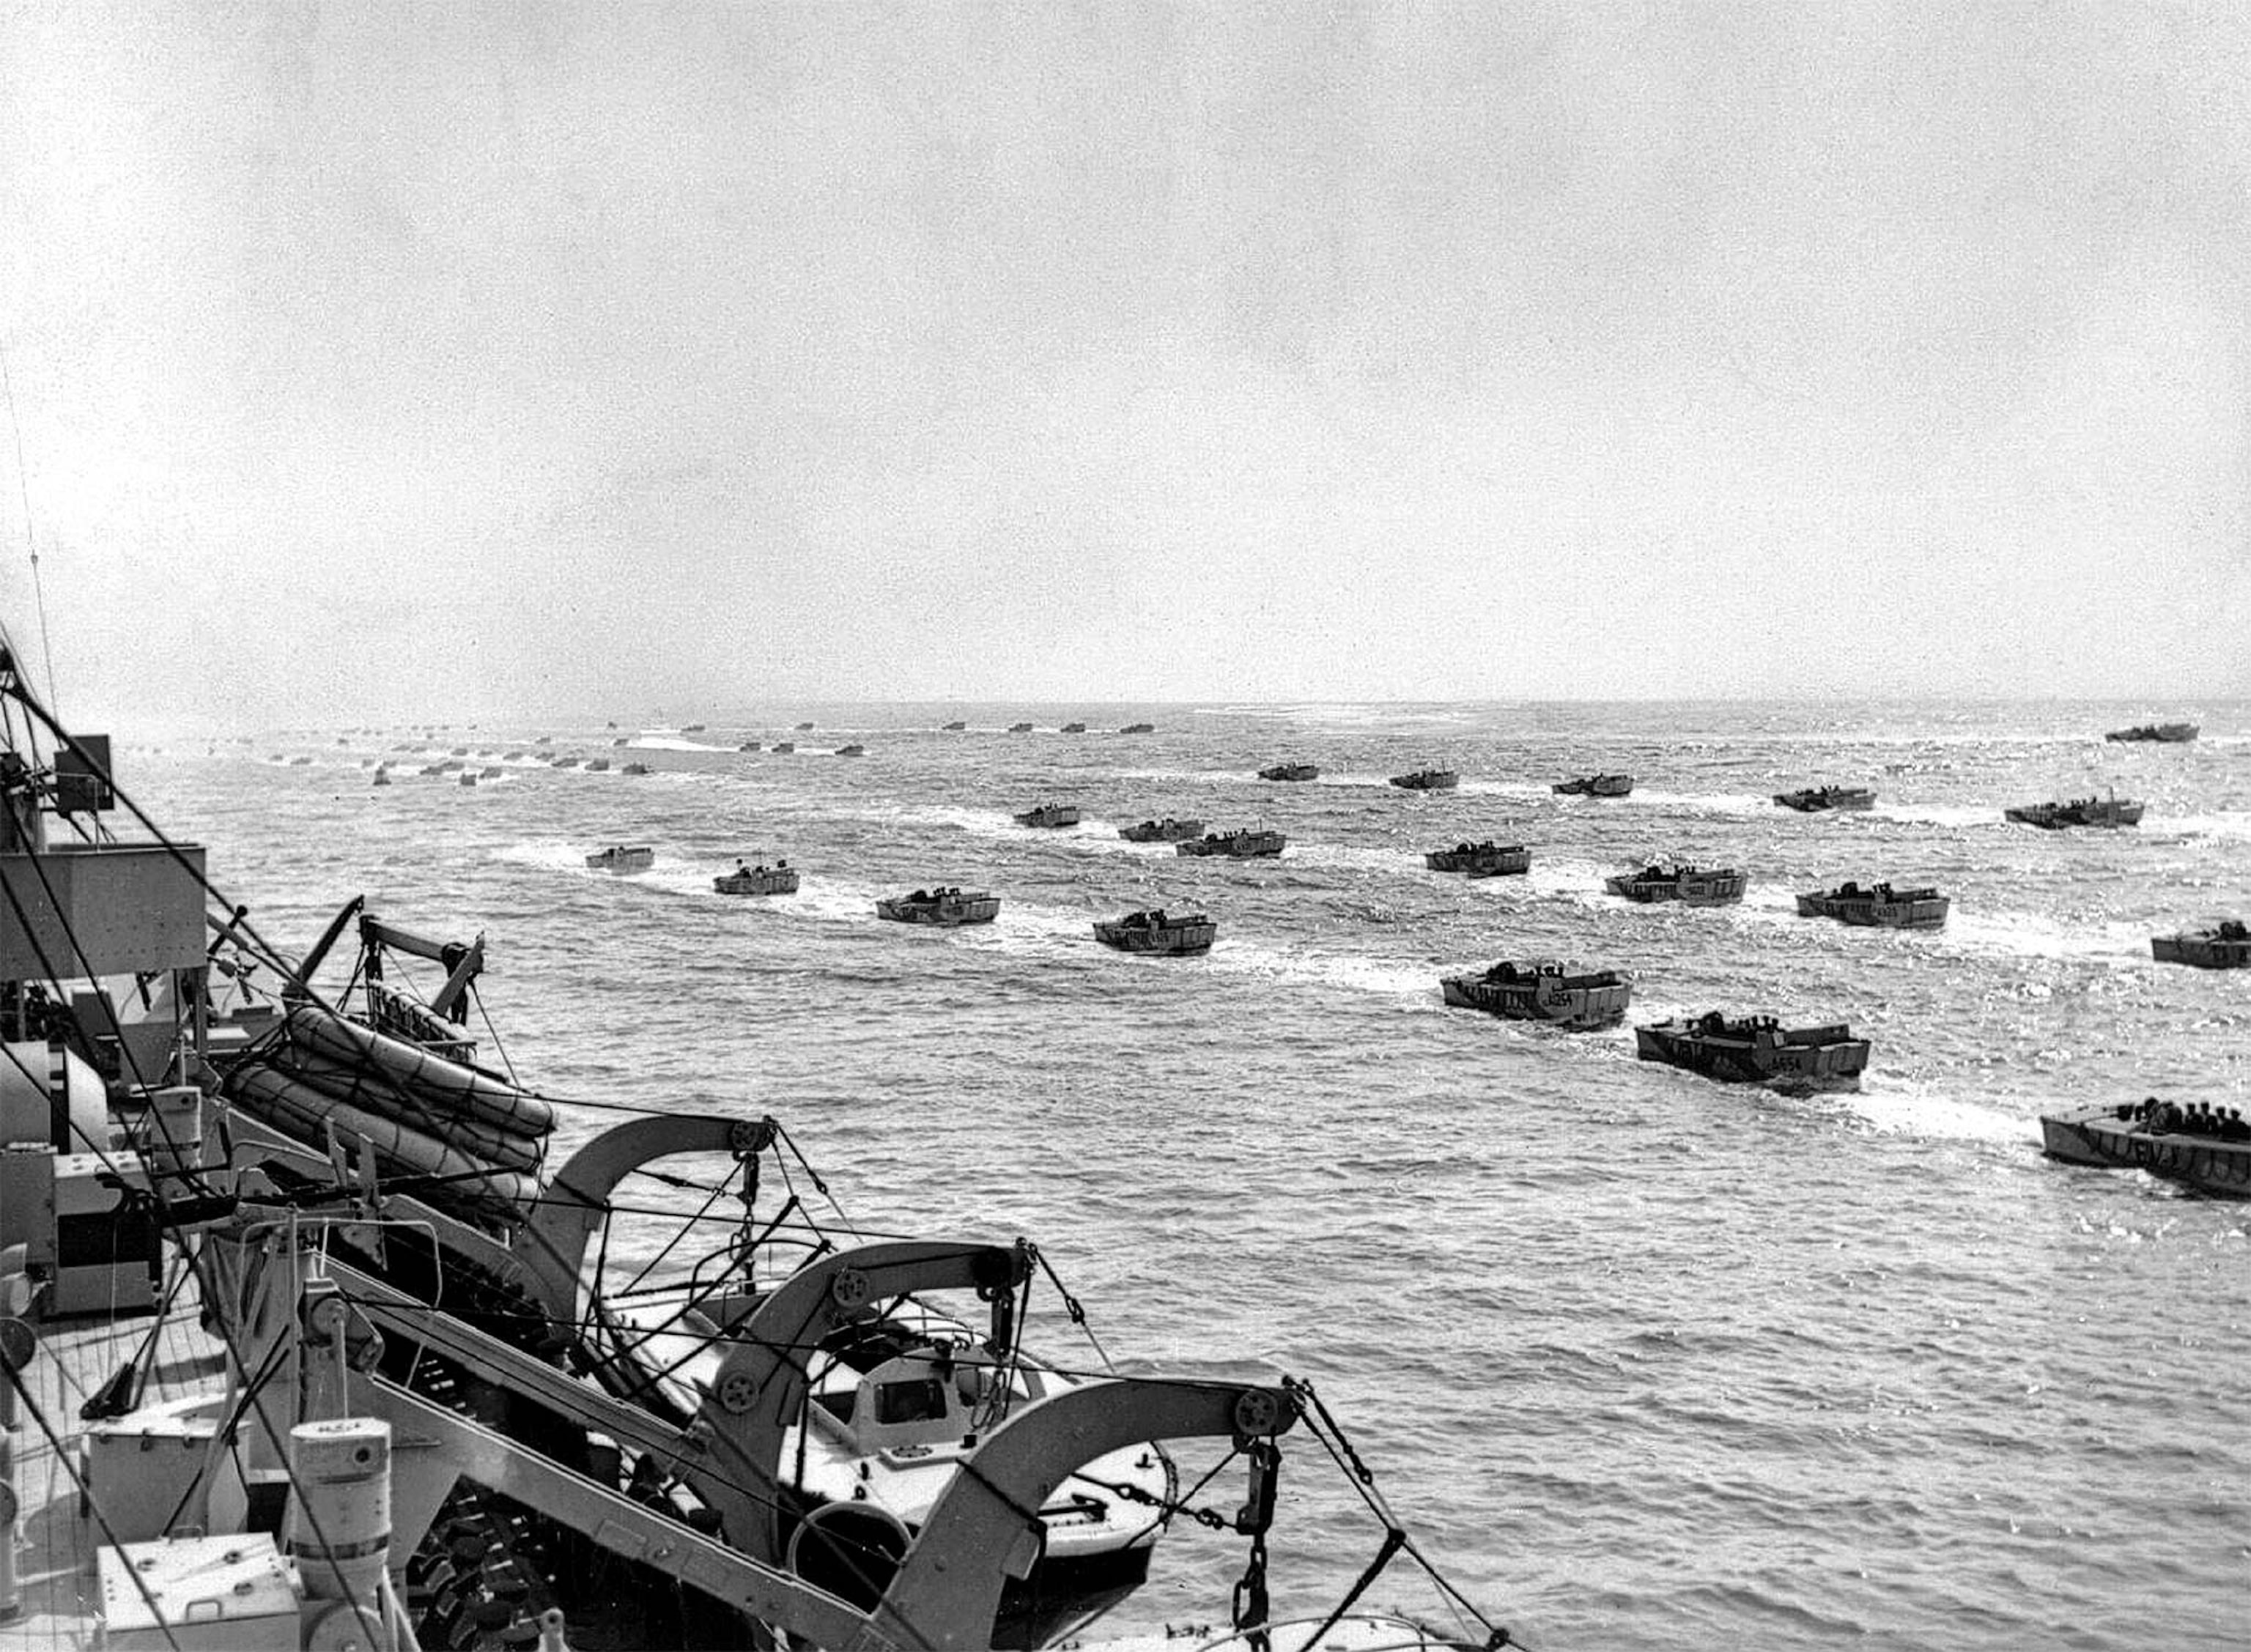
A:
4,1278,224,1651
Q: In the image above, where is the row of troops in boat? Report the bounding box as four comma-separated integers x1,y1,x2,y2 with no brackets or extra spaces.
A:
2126,1096,2250,1141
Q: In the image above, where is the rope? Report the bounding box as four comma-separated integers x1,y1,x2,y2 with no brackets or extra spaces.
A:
468,983,519,1085
1286,1378,1511,1645
154,1315,295,1536
1298,1528,1408,1652
0,349,59,709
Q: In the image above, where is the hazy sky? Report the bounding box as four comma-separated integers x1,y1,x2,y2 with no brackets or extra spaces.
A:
2,3,2244,729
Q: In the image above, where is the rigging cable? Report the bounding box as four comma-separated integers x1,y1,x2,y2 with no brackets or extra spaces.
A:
0,759,394,1647
0,1356,189,1652
0,352,60,714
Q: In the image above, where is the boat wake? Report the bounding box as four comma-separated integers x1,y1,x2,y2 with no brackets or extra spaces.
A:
1941,910,2151,966
1314,771,1435,791
1288,842,1440,877
1845,1075,2040,1143
2154,812,2251,842
1205,936,1441,1003
1526,857,1620,901
1455,778,1554,799
1616,788,1774,818
632,735,737,752
496,841,732,901
1871,803,2009,829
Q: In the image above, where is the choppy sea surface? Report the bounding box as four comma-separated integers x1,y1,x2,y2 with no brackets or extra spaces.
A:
129,700,2247,1651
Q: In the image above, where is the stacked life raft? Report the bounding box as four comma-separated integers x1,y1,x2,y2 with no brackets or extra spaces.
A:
222,1002,552,1221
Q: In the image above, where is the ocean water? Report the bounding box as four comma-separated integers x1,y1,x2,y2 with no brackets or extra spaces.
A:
131,700,2247,1651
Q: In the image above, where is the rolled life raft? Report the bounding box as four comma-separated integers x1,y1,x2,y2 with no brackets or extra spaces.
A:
223,1004,555,1219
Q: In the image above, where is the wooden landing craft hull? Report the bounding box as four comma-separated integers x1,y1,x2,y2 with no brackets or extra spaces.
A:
2151,934,2251,969
1607,875,1745,906
1635,1024,1869,1087
1120,820,1203,842
1177,834,1284,858
2105,724,2198,743
1441,976,1630,1029
716,871,800,895
1427,848,1531,875
1775,789,1875,812
1093,922,1216,955
2040,1109,2251,1197
876,897,1000,925
1797,893,1950,930
586,848,652,870
1464,853,1531,877
2006,802,2143,829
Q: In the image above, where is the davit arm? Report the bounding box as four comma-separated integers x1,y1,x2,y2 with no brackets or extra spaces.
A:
515,1114,779,1321
867,1379,1300,1652
693,1240,1030,1566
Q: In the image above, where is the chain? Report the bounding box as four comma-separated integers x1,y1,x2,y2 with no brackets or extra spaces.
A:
1231,1527,1271,1646
1073,1472,1235,1530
